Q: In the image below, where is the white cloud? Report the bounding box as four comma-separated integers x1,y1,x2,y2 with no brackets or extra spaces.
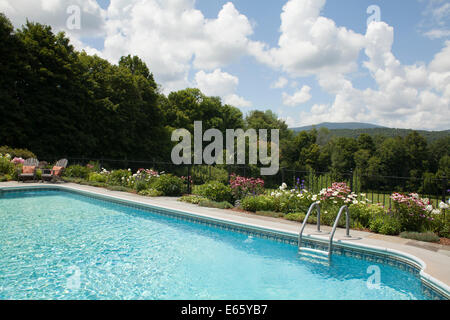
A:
424,29,450,39
420,0,450,39
194,69,252,108
101,0,254,93
1,0,106,37
292,22,450,130
223,94,252,108
271,77,289,89
249,0,365,77
282,85,312,106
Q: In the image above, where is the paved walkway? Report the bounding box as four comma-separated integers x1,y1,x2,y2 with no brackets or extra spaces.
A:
1,181,449,291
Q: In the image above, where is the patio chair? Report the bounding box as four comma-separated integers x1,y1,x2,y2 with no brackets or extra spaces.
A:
18,158,39,182
41,159,68,183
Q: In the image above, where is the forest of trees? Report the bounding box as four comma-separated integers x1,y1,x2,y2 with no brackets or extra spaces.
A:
0,13,449,186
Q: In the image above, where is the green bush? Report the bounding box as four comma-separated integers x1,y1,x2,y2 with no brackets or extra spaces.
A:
400,231,440,242
179,195,208,204
63,165,90,180
151,174,185,196
391,194,433,232
378,216,401,235
430,214,450,238
241,195,275,212
198,199,233,209
0,146,36,159
349,203,377,228
138,189,163,197
134,179,148,192
107,169,131,186
193,181,233,203
369,216,384,233
368,215,401,235
0,157,15,175
88,172,108,183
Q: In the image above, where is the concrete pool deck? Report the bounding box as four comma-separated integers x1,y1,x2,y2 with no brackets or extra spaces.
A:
1,181,449,295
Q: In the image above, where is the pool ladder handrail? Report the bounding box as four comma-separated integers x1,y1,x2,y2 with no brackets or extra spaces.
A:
298,202,322,250
298,204,351,257
328,205,351,256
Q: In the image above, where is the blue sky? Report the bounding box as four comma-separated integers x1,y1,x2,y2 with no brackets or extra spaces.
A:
193,0,448,126
2,0,449,130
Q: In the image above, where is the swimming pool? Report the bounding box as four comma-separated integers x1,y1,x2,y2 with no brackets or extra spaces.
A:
0,187,447,300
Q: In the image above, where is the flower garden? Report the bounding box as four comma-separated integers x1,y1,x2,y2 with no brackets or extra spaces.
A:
1,150,449,243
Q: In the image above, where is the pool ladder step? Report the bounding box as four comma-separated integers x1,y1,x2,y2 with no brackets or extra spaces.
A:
298,204,351,257
298,248,330,266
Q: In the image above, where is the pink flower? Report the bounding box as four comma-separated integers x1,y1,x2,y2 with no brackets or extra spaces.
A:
11,157,25,165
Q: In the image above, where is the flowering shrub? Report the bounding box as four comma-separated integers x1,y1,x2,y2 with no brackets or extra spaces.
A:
128,168,160,189
229,174,264,200
11,157,25,165
269,187,314,214
318,182,356,204
107,169,131,186
391,193,435,232
0,153,15,176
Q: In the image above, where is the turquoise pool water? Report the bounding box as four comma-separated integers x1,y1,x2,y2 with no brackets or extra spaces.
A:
0,190,430,300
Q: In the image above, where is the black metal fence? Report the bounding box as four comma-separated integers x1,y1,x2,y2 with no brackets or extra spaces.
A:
41,156,448,210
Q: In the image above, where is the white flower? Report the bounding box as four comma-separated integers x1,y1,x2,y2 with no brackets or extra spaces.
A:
279,183,287,191
439,202,449,209
352,200,358,205
431,209,441,215
312,195,317,201
425,205,433,212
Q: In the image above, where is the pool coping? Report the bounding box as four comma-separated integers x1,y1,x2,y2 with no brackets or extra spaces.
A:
1,183,449,300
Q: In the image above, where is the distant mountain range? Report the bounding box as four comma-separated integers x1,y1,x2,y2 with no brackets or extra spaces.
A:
289,122,449,143
291,122,387,132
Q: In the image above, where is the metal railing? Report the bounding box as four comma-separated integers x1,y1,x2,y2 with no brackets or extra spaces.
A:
328,205,351,256
298,202,322,251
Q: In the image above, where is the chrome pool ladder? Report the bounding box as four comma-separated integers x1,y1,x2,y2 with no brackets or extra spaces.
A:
298,204,351,257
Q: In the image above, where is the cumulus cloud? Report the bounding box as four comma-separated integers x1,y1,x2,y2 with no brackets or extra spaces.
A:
282,85,312,106
101,0,254,93
194,69,252,108
249,0,365,76
293,22,450,130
